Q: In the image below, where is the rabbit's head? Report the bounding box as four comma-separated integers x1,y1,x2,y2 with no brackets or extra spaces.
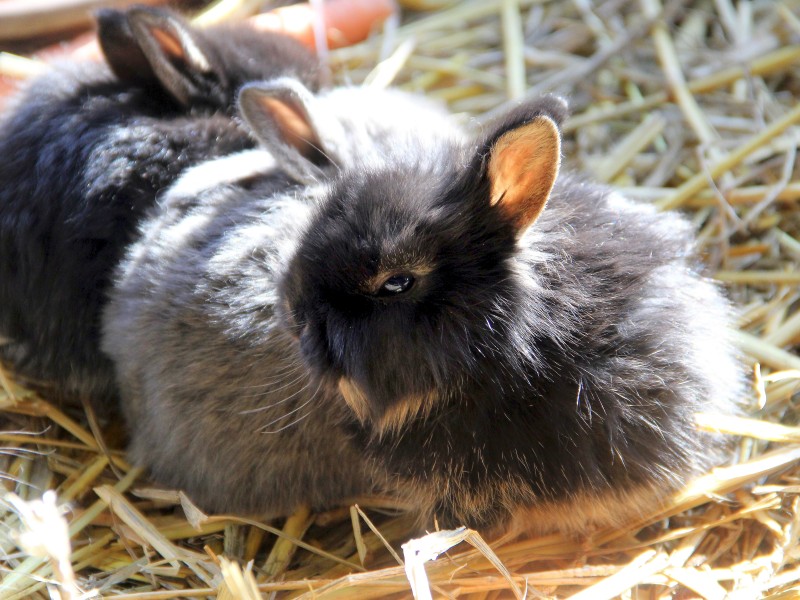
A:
277,96,568,434
96,7,321,110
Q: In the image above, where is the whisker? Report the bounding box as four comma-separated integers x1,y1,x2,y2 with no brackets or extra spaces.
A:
1,426,52,436
258,379,323,433
260,407,314,435
238,367,308,393
258,394,315,431
0,447,56,458
243,354,300,371
298,136,341,175
0,474,43,491
239,377,314,414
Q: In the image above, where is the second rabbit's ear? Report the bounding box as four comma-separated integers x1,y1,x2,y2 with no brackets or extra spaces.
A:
98,7,219,107
96,9,153,84
481,96,566,235
238,79,340,184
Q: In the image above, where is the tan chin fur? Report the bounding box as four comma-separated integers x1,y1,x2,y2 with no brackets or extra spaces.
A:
337,378,370,423
375,390,439,435
337,378,439,435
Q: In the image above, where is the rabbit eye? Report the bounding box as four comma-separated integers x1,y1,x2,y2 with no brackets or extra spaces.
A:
379,274,415,295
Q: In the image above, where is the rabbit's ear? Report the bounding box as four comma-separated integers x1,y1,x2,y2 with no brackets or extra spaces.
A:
481,97,566,235
486,116,561,234
98,7,217,107
97,9,153,83
238,79,336,184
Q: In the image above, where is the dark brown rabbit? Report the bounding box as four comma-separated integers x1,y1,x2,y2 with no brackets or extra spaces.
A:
103,82,743,534
279,96,743,533
0,6,320,408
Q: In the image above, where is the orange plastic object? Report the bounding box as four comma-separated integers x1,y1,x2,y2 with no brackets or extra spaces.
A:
251,0,396,50
44,0,397,63
0,0,397,104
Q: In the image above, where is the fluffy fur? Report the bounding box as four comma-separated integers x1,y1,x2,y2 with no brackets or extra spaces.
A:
104,174,385,513
0,7,320,406
285,98,743,532
103,85,743,534
102,84,460,515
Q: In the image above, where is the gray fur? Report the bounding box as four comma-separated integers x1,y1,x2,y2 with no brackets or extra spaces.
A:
102,86,743,532
104,177,384,513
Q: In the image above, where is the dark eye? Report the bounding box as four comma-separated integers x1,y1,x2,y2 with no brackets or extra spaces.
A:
379,274,415,295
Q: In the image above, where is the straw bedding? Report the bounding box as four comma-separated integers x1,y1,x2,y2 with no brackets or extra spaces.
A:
1,0,800,597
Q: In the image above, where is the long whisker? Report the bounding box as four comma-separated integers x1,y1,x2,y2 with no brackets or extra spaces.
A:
257,395,314,430
0,447,56,458
238,368,308,394
297,136,341,176
239,350,303,375
240,357,302,377
260,407,314,435
0,474,43,491
258,379,323,433
239,376,314,414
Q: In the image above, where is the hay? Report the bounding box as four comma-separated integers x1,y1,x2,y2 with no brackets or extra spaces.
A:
2,0,800,597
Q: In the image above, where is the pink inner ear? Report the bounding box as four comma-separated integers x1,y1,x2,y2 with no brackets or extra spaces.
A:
488,116,561,234
151,27,185,60
259,97,319,157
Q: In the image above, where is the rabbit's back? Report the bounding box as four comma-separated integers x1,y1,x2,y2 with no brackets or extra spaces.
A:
529,174,740,424
0,64,252,402
101,85,743,533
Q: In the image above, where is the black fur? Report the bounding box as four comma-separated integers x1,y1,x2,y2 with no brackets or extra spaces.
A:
282,97,742,531
0,7,320,406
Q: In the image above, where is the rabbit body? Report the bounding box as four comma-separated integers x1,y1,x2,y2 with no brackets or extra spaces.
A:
281,101,743,532
0,8,320,405
316,173,740,532
104,86,743,533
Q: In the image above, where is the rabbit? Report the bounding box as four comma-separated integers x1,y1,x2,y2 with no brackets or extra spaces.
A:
103,81,744,534
101,80,463,516
0,6,321,409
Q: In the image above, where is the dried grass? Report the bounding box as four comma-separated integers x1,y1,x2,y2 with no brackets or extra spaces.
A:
2,0,800,598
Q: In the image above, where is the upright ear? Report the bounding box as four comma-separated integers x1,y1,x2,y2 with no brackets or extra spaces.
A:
98,7,217,107
484,96,566,235
238,79,340,184
96,9,153,84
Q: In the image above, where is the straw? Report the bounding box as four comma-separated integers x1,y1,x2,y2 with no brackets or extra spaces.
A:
2,0,800,598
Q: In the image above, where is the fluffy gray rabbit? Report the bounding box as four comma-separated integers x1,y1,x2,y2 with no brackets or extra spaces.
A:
103,81,461,514
103,81,743,534
0,6,320,408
